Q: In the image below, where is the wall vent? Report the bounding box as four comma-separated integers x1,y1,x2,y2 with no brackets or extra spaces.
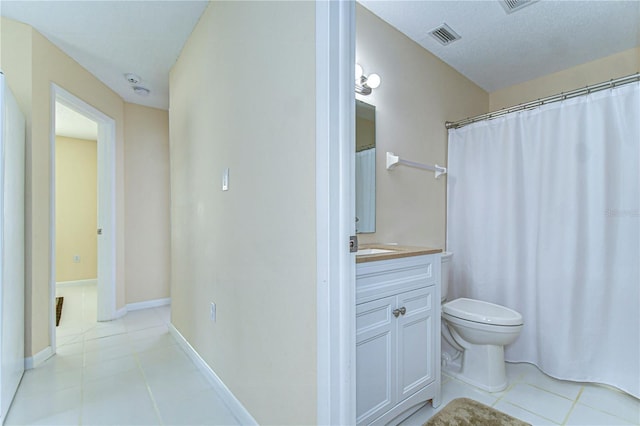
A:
500,0,539,14
428,23,461,46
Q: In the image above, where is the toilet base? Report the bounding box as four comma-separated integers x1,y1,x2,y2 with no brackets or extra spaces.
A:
443,343,508,393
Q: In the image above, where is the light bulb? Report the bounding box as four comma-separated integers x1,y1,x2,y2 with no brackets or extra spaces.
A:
367,73,381,89
355,63,363,80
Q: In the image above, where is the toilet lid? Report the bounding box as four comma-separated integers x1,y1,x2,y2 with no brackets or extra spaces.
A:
443,298,523,326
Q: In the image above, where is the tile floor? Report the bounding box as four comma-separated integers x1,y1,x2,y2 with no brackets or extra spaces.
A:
5,285,239,425
401,363,640,426
6,284,640,425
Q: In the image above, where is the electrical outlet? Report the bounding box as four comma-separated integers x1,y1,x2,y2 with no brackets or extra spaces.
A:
73,255,81,263
210,302,216,322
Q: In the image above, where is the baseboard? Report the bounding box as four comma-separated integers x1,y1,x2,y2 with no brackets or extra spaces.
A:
109,297,170,320
127,297,171,312
56,278,97,288
24,346,54,370
169,324,257,425
114,306,128,319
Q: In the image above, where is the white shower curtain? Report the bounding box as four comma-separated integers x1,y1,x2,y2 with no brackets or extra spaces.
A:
356,148,376,233
446,83,640,397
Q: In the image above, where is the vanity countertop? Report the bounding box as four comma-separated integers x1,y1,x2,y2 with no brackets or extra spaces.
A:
356,244,442,263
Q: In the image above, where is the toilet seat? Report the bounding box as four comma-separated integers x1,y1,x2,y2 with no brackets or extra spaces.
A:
443,298,523,326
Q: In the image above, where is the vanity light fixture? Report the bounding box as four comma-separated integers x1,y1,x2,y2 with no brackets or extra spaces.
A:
355,63,381,95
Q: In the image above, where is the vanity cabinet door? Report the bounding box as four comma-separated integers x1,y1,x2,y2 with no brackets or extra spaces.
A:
396,286,435,401
356,296,396,425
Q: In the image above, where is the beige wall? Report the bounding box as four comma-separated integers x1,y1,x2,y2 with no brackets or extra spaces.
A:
1,17,126,357
169,2,316,424
55,136,97,282
490,47,640,110
356,5,488,247
0,19,32,132
124,103,170,304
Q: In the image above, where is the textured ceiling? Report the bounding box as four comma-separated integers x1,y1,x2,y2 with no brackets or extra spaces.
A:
1,0,208,110
359,0,640,92
2,1,638,110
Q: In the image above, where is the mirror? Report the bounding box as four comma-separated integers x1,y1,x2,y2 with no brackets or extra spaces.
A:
356,100,376,233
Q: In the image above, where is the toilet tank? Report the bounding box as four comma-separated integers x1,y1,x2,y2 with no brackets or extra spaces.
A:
441,252,453,302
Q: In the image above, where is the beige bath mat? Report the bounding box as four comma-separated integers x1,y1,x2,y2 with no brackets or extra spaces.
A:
424,397,531,426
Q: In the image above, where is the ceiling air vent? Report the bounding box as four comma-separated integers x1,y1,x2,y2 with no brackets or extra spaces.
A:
428,23,461,46
500,0,539,14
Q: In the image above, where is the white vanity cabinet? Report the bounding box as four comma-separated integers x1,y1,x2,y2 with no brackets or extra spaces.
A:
356,253,441,426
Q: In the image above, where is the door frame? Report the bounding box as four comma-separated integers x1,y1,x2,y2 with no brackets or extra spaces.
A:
49,84,117,352
315,1,356,424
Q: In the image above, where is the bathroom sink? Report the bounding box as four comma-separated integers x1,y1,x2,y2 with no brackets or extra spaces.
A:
356,248,396,255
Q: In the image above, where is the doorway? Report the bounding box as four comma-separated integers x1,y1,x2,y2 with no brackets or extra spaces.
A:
50,84,117,353
54,101,99,344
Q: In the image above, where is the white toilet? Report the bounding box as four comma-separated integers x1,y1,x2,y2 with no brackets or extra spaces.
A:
440,252,523,392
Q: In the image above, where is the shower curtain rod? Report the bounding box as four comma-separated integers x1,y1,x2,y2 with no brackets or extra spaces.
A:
445,72,640,130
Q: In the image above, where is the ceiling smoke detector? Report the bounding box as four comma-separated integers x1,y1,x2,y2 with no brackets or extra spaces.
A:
428,23,461,46
124,73,141,84
500,0,539,14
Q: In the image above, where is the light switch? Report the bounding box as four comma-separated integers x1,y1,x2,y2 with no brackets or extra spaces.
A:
222,168,229,191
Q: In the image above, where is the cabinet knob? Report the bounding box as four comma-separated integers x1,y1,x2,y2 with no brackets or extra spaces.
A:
392,307,407,318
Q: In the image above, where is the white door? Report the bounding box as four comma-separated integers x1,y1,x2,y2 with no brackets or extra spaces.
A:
95,117,115,321
0,73,26,423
